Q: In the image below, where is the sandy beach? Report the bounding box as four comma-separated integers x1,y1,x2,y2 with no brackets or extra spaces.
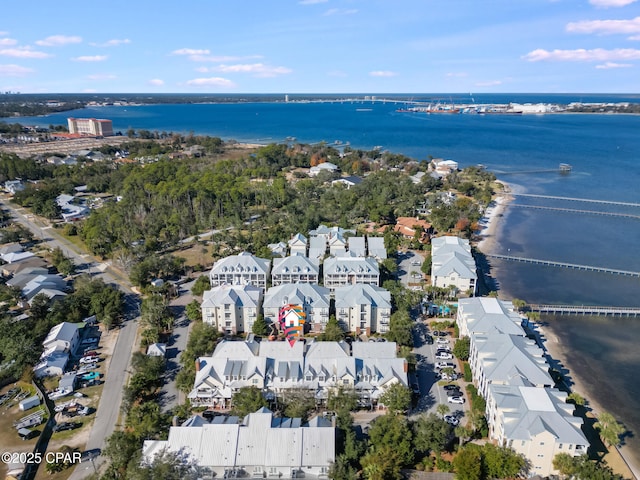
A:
475,180,513,255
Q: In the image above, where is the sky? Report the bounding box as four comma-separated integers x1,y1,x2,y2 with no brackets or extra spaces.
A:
1,0,639,94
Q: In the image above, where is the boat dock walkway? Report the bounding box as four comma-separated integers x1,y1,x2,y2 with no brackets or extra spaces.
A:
511,193,640,208
487,253,640,277
530,304,640,316
507,203,640,220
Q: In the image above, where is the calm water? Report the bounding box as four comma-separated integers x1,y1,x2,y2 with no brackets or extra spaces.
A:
6,95,640,469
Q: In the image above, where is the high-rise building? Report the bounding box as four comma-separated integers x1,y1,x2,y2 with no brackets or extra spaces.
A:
67,117,114,137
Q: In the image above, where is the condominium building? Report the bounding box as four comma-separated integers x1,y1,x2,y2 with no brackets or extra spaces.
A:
322,256,379,290
334,284,392,335
67,117,114,137
431,235,477,295
209,252,271,288
271,254,319,286
201,284,262,335
456,297,524,337
263,283,331,333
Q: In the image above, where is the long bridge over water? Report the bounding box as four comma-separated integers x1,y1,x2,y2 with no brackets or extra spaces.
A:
507,203,640,220
529,304,640,316
486,253,640,277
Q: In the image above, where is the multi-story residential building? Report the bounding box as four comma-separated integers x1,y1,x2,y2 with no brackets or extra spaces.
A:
334,284,392,334
366,236,387,261
288,233,308,256
486,385,589,477
189,339,407,410
323,256,379,290
308,236,326,264
209,252,271,288
456,297,524,337
347,236,366,257
469,332,553,399
263,283,330,333
201,284,262,335
271,254,319,286
143,407,335,480
67,117,114,137
328,233,347,256
431,236,477,295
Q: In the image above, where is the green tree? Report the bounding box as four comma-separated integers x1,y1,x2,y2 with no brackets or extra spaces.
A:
367,413,413,466
140,295,173,333
319,315,345,341
103,430,140,476
185,300,201,322
329,454,358,480
567,392,586,406
282,388,316,421
436,403,450,417
252,313,269,336
453,444,482,480
231,386,268,418
594,411,625,447
379,383,412,414
453,336,470,361
191,275,211,296
361,445,403,480
327,387,358,413
413,413,452,455
128,451,200,480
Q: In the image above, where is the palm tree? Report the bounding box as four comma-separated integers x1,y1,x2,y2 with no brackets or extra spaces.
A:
436,403,450,418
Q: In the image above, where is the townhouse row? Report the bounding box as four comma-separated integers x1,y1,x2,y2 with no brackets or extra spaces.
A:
188,338,408,410
456,297,589,477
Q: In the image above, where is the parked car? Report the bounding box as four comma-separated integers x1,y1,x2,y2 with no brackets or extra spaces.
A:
446,388,462,396
448,396,465,404
443,384,461,391
435,352,453,360
53,422,81,433
436,362,456,370
79,356,98,364
18,428,39,440
80,337,99,346
436,338,449,345
424,335,434,345
443,415,459,426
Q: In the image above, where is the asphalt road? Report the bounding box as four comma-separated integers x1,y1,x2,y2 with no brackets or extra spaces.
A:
0,197,141,480
397,250,424,287
410,321,466,422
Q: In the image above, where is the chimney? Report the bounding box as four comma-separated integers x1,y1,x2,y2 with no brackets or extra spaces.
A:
195,358,201,372
403,360,408,373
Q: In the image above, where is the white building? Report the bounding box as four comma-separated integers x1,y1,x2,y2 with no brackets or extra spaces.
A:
323,256,379,290
334,284,392,335
209,252,271,288
347,236,366,257
288,233,308,256
308,162,339,177
189,339,407,410
43,322,79,353
486,385,589,477
456,297,524,337
201,284,262,335
143,407,335,480
366,236,387,261
431,236,477,295
263,283,330,333
271,254,319,286
67,117,114,136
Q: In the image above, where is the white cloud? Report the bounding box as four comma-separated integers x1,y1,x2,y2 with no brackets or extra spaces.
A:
186,77,236,87
0,47,51,59
589,0,637,7
172,48,211,56
87,73,117,80
323,8,358,16
0,32,8,36
596,61,633,68
475,80,502,87
35,35,82,47
0,38,17,46
148,78,165,86
299,0,328,4
210,63,292,77
72,55,108,62
90,38,131,47
0,64,34,77
523,47,640,61
369,70,397,77
566,17,640,37
630,34,640,40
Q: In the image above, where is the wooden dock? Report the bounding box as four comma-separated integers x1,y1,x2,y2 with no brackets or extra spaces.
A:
511,193,640,208
530,304,640,316
487,254,640,278
507,204,640,220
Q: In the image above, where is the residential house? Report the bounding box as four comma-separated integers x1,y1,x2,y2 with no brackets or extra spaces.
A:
327,233,347,256
431,236,477,295
4,180,25,195
271,254,319,286
308,162,339,177
366,236,387,261
430,158,459,176
201,284,262,335
331,175,362,189
323,256,379,290
486,385,589,477
394,217,433,243
143,407,335,480
334,284,392,335
146,343,167,357
56,194,89,222
267,241,288,258
347,237,366,257
308,236,327,264
288,233,308,256
263,284,331,333
209,252,271,288
43,322,79,354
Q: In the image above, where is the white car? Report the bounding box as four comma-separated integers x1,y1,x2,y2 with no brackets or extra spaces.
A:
444,415,459,426
435,361,452,370
435,352,453,360
79,356,98,364
436,338,449,345
448,396,465,404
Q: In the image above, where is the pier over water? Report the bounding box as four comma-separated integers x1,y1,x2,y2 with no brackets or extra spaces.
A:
487,254,640,278
511,193,640,208
529,305,640,317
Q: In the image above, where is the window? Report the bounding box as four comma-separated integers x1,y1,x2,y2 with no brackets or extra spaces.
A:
558,443,563,449
306,375,312,381
252,378,258,384
343,379,349,385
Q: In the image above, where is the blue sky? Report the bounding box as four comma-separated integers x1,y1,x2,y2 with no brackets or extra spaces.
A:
1,0,639,93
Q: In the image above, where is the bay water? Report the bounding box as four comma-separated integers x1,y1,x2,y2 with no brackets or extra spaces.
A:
6,94,640,469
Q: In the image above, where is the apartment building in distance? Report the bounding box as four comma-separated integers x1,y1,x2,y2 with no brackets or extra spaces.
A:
67,117,114,137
